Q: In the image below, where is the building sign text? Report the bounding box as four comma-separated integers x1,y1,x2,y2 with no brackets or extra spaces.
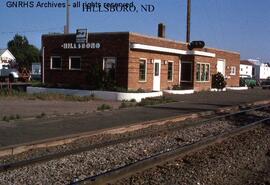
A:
61,43,101,49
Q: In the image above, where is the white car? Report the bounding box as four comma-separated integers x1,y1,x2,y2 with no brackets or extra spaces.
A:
0,63,19,82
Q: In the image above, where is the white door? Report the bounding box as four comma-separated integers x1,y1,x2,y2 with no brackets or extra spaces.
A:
217,59,226,76
153,60,161,91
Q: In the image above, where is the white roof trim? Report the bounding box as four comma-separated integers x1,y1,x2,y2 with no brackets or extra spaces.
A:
131,43,187,55
187,50,216,58
130,43,216,58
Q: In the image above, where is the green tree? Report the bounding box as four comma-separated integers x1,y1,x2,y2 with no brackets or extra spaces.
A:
7,34,40,69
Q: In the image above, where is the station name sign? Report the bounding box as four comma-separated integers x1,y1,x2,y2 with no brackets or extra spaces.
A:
61,29,101,49
61,43,101,49
76,29,88,43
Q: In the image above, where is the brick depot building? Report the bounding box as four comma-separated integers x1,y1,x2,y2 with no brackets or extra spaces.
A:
42,31,240,92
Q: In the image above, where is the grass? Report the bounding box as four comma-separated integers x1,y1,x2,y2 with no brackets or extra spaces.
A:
120,96,177,108
2,114,21,122
97,104,112,111
0,89,95,102
36,112,46,119
119,99,137,109
137,96,176,106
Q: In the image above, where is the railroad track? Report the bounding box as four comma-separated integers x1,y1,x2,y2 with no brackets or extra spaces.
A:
0,104,270,185
70,105,270,185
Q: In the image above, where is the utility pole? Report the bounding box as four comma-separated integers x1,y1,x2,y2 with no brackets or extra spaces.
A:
186,0,191,43
64,0,70,34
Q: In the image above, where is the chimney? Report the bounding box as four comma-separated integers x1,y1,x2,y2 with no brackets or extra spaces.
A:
158,23,166,38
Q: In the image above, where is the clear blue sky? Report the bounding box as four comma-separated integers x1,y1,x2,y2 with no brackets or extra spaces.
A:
0,0,270,61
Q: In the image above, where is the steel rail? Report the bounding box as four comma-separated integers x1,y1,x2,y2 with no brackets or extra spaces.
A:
74,117,270,185
0,104,269,174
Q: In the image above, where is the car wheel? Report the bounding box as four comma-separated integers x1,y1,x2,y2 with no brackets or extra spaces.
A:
9,74,14,83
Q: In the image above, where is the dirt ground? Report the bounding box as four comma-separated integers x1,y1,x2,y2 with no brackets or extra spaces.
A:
0,98,121,119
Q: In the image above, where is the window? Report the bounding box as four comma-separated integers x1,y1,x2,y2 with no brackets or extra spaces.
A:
168,62,173,81
139,59,147,81
103,57,116,80
50,56,62,69
230,66,236,75
69,57,81,70
196,63,210,82
154,63,159,76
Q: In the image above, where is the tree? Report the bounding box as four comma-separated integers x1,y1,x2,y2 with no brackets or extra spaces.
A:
7,34,40,69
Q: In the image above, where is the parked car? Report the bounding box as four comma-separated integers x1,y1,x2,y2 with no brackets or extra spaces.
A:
240,76,256,88
261,78,270,89
0,63,19,82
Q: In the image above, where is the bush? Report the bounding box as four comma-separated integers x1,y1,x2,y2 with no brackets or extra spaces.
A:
119,100,137,109
240,77,256,88
97,104,112,111
212,72,226,90
172,85,183,90
239,77,246,87
137,96,176,106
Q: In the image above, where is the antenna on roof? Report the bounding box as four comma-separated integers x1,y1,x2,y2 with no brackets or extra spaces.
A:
64,0,70,34
186,0,191,43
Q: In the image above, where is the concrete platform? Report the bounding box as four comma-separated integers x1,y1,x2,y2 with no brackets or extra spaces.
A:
0,88,269,148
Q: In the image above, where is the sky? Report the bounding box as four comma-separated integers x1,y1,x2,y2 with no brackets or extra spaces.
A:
0,0,270,61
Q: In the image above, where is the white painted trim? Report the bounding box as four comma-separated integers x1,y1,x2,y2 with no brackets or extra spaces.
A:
50,56,62,70
42,47,45,83
27,87,163,102
187,50,216,58
131,43,187,55
153,59,161,91
163,89,194,95
130,43,216,58
103,57,117,70
178,60,181,84
138,58,147,82
195,62,211,82
230,66,236,76
226,87,248,90
210,88,227,92
167,61,174,82
69,56,81,70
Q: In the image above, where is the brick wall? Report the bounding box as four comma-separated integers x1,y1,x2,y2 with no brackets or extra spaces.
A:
42,33,130,89
129,33,240,92
42,32,240,92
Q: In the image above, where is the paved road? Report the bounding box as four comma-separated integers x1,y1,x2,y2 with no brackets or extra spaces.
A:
0,89,269,147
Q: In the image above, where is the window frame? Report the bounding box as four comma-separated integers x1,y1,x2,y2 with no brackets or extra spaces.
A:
138,58,147,82
69,56,81,70
167,61,174,82
230,66,236,76
103,57,117,71
196,62,211,82
103,57,117,81
50,56,62,70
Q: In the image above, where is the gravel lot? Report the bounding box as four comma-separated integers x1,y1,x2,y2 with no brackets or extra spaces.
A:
114,126,270,185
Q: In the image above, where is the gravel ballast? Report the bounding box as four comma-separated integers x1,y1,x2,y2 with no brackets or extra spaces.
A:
0,109,269,185
113,126,270,185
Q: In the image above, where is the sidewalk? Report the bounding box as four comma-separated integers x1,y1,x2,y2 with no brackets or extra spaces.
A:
0,88,269,147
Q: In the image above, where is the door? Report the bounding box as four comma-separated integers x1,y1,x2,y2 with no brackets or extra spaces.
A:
153,60,161,91
217,59,226,76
